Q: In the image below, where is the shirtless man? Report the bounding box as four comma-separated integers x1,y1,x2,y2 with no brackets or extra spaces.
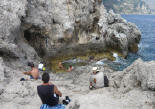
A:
58,62,64,69
23,62,39,80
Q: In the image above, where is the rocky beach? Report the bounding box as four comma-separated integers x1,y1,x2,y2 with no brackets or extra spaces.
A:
0,0,155,109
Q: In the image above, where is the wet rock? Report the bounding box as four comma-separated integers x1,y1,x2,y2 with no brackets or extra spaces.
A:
128,43,139,53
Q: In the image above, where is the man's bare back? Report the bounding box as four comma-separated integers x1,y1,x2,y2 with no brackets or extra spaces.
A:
23,67,39,80
30,67,39,79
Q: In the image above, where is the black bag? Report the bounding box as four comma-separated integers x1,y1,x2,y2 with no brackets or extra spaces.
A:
104,75,109,87
63,96,71,105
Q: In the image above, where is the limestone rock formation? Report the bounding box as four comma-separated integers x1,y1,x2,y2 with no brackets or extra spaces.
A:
0,0,141,67
22,0,141,58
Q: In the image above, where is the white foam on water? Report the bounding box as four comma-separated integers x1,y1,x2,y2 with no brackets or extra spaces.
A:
113,53,118,57
138,44,141,48
113,53,119,62
96,61,104,65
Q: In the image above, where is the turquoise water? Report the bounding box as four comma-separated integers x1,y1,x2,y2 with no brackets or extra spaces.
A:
105,15,155,71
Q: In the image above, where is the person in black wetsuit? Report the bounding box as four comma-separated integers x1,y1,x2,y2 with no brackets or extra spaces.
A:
37,73,62,107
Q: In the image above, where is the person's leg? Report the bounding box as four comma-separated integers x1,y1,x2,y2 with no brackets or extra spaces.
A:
90,81,98,90
90,82,92,86
89,82,93,90
20,78,26,81
38,76,41,79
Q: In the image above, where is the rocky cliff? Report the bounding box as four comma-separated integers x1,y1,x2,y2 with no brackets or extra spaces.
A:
22,0,141,59
103,0,152,14
0,0,141,71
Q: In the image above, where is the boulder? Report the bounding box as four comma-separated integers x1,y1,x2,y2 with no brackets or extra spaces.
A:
102,10,141,56
111,59,155,92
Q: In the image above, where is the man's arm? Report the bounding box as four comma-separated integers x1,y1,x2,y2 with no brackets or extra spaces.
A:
23,72,31,75
54,85,62,97
90,75,96,84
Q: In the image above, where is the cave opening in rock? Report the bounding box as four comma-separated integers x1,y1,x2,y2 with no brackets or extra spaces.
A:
23,28,46,58
24,30,32,41
0,51,4,57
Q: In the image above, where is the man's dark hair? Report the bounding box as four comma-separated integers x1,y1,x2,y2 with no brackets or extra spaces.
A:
31,63,34,67
42,73,50,83
28,62,34,67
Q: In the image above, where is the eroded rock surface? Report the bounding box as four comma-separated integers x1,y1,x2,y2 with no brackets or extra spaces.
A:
0,59,155,109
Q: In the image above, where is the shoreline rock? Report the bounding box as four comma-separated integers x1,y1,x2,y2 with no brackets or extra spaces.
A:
0,59,155,109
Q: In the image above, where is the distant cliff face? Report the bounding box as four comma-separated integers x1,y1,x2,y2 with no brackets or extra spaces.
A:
144,0,155,14
103,0,152,14
144,0,155,9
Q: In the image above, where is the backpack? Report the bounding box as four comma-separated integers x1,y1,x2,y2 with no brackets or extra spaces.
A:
104,75,109,87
